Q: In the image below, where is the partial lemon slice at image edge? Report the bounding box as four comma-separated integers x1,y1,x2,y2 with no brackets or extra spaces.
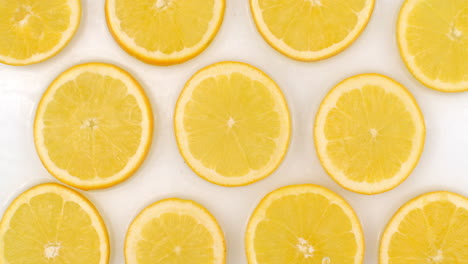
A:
397,0,468,92
125,198,226,264
380,191,468,264
0,183,109,264
106,0,225,65
174,61,291,186
246,184,364,264
315,74,425,194
34,63,153,190
250,0,375,61
0,0,81,66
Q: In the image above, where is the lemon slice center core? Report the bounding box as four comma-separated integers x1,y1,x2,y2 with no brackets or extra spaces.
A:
14,5,33,26
296,238,315,258
44,242,61,259
307,0,323,7
154,0,173,10
227,117,236,129
369,128,378,138
429,249,444,263
449,25,463,41
81,118,100,130
173,245,182,255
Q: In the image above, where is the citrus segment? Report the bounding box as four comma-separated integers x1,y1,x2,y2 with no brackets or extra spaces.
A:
125,198,225,264
398,0,468,92
106,0,225,65
250,0,374,61
34,63,153,190
246,184,364,264
174,61,290,186
0,183,109,264
380,191,468,264
0,0,81,65
315,74,425,194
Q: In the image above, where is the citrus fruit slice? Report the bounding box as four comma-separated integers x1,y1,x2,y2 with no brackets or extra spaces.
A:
0,0,81,65
34,63,153,190
0,183,109,264
250,0,374,61
125,198,225,264
315,74,425,194
380,191,468,264
106,0,225,65
398,0,468,92
246,184,364,264
174,61,291,186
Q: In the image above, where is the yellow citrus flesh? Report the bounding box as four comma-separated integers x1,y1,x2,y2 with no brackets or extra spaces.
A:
380,191,468,264
34,63,153,190
246,184,364,264
0,183,109,264
315,74,425,194
398,0,468,92
125,198,225,264
106,0,225,65
0,0,81,65
250,0,374,61
174,62,290,186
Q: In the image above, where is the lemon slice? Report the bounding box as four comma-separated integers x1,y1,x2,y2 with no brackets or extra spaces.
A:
0,183,109,264
174,61,291,186
250,0,374,61
380,191,468,264
0,0,81,65
106,0,225,65
398,0,468,92
125,198,225,264
34,63,153,190
246,184,364,264
315,74,425,194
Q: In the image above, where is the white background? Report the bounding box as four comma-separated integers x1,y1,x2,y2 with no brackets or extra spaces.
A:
1,0,468,263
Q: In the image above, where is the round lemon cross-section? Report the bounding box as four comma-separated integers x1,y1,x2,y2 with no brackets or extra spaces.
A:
246,184,364,264
0,0,81,65
397,0,468,92
315,73,425,194
174,61,291,186
380,191,468,264
125,198,226,264
106,0,225,65
0,183,109,264
250,0,374,61
34,63,153,190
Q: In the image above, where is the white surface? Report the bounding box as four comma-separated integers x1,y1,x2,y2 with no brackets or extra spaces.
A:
1,0,468,263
